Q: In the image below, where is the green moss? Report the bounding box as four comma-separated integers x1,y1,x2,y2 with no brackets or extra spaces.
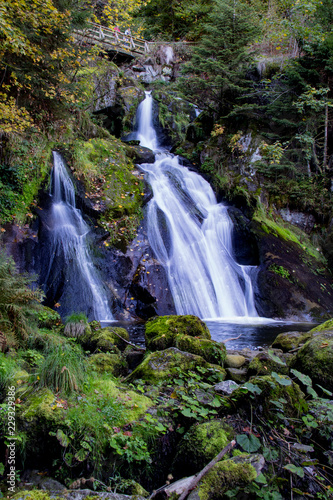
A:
20,388,57,421
247,352,289,377
69,136,144,246
13,491,52,500
310,318,333,333
145,315,211,351
175,335,226,366
292,332,333,390
172,419,234,476
125,347,217,384
85,326,130,352
253,204,325,262
87,352,127,376
194,459,257,499
271,331,312,352
0,133,51,224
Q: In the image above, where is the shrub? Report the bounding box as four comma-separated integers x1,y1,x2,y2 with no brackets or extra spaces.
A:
38,342,86,394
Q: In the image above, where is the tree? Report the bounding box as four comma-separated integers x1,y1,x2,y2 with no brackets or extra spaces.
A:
0,0,90,134
135,0,212,40
180,0,261,116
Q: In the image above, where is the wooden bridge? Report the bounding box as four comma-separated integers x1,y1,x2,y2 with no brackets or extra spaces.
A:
74,22,152,58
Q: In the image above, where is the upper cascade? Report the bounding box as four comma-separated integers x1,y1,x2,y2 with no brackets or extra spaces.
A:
136,91,159,151
135,93,258,320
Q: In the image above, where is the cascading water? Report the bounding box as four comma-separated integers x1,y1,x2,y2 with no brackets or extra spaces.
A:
43,152,113,321
136,92,258,320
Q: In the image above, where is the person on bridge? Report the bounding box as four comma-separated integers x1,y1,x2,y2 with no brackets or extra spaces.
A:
124,28,131,46
114,25,120,42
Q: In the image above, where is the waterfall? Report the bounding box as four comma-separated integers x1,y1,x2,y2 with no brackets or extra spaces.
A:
136,91,159,151
136,93,258,320
43,152,113,321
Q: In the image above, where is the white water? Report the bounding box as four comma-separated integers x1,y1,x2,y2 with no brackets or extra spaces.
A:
46,152,113,321
136,93,258,320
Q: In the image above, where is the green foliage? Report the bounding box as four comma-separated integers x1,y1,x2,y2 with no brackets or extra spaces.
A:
135,0,212,40
0,353,21,397
38,342,86,394
269,264,291,281
163,366,226,423
236,434,261,453
180,0,261,116
0,250,43,346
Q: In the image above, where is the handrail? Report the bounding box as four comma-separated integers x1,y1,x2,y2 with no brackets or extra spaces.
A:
74,22,152,56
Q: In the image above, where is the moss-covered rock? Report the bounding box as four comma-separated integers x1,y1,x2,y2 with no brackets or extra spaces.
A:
87,352,127,376
175,335,226,366
271,330,312,352
231,375,305,420
309,318,333,333
187,456,257,500
82,326,130,352
36,306,62,329
172,419,235,477
145,315,211,351
19,388,57,421
247,351,288,377
291,332,333,390
125,347,223,384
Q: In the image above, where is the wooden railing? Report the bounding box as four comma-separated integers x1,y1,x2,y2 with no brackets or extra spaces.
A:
74,22,151,57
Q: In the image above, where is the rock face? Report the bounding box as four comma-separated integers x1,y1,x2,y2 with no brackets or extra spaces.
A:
251,220,333,320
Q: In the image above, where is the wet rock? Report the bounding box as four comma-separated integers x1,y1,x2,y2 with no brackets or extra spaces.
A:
125,144,155,164
213,380,240,395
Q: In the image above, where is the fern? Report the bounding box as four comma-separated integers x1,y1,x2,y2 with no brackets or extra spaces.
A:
0,249,43,346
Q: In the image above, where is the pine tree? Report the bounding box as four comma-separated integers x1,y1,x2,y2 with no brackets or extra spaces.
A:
181,0,261,116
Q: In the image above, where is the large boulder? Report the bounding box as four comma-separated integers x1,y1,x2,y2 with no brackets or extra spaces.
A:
145,315,211,350
125,347,225,384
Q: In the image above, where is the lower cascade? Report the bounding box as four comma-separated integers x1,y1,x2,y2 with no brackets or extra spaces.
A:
41,152,113,321
137,92,258,320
